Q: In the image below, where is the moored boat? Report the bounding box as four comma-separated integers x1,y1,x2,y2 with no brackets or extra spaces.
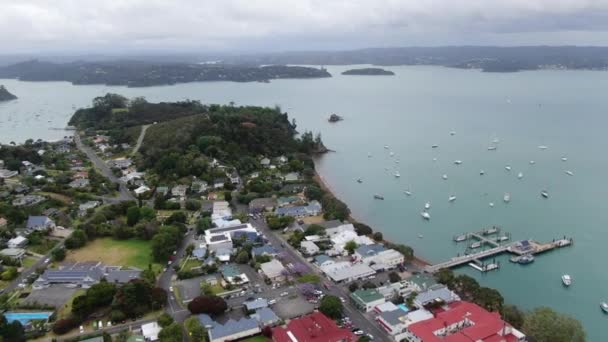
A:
541,190,549,198
565,170,574,176
442,174,448,180
454,160,463,165
454,234,467,242
374,194,384,200
480,170,485,175
601,302,608,313
421,211,430,220
424,202,431,210
562,274,572,286
518,172,523,179
487,146,497,151
518,254,535,264
505,165,512,171
448,195,457,202
470,241,482,249
503,192,511,203
394,171,400,178
404,190,412,196
357,178,363,183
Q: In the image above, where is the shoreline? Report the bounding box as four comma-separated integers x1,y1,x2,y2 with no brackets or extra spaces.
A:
313,169,431,267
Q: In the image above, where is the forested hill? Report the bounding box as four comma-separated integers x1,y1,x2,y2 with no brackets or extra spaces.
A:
0,60,331,87
0,85,17,101
70,94,326,178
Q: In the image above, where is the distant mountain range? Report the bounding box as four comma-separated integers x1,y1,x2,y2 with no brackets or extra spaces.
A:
220,46,608,72
0,60,330,87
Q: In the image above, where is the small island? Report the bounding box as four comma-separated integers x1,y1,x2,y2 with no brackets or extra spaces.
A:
341,68,395,76
0,85,17,101
328,113,343,123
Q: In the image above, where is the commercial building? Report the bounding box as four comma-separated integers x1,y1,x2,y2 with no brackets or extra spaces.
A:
414,285,461,309
33,262,141,289
272,312,356,342
321,261,376,283
350,288,386,312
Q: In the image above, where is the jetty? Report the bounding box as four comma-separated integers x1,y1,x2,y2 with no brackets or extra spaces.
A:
426,231,573,273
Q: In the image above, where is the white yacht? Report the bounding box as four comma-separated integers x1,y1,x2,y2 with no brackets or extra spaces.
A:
390,152,395,157
492,138,500,144
565,170,574,176
561,157,568,162
470,241,482,249
433,158,438,162
601,302,608,313
404,190,412,196
530,160,536,165
505,165,512,171
480,170,485,175
424,202,431,210
394,171,401,178
442,174,448,180
448,195,457,202
489,202,494,207
538,145,549,150
562,274,572,286
518,172,523,179
454,160,463,165
421,211,431,220
384,145,389,149
503,193,511,203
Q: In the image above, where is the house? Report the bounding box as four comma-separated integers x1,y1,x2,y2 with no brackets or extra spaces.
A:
252,245,278,258
220,264,249,285
350,288,386,312
377,281,418,300
313,254,335,268
69,178,90,188
244,298,268,312
203,314,261,342
321,262,376,283
277,155,288,164
213,178,226,189
108,158,133,169
212,201,232,220
79,201,100,214
275,200,322,218
26,216,55,231
413,285,460,309
260,158,271,167
191,180,208,193
260,259,286,283
0,169,18,179
282,172,300,182
204,233,233,253
376,307,434,340
248,197,277,214
141,322,161,342
354,244,386,260
202,274,219,285
330,231,374,255
0,217,6,228
33,261,141,289
276,196,304,207
251,307,281,327
279,183,307,194
227,171,240,185
323,222,356,237
215,248,233,262
272,312,356,342
206,223,256,238
192,247,207,261
134,185,151,195
0,248,26,260
355,244,404,270
405,301,527,342
72,171,89,179
201,200,214,215
171,184,189,198
120,171,144,184
232,231,260,245
156,186,169,196
300,240,320,256
7,236,28,248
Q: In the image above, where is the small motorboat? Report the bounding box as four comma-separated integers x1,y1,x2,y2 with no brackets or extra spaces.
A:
518,254,535,264
530,160,535,165
442,174,448,180
480,170,485,175
561,157,568,162
367,153,372,158
450,131,456,136
601,302,608,314
505,166,512,171
433,158,437,162
562,274,572,286
454,160,463,165
448,195,457,202
492,138,500,144
357,178,363,184
454,234,467,242
431,144,439,148
503,193,511,203
538,145,549,150
421,211,431,220
424,202,431,210
470,241,482,249
518,172,523,179
384,145,389,149
394,171,401,178
389,152,395,157
487,146,497,151
565,170,574,176
374,194,385,200
418,234,424,238
404,190,412,196
489,202,494,207
541,190,549,198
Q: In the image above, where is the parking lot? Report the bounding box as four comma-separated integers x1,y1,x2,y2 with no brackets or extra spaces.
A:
176,276,204,303
271,293,316,319
22,286,78,308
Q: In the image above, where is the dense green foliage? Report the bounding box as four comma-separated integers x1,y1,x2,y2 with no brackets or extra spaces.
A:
184,316,207,342
319,295,343,319
158,322,183,342
0,313,25,341
187,295,228,315
523,307,585,342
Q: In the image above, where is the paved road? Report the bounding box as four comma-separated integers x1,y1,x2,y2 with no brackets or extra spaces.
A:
74,133,134,202
57,318,158,342
251,217,392,342
4,242,64,293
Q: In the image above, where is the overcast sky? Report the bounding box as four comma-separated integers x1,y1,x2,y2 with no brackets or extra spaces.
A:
2,0,608,54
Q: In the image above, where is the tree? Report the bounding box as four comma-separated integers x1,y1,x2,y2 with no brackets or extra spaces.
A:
305,224,326,236
344,240,358,255
353,222,373,236
188,295,227,315
126,206,141,226
224,191,232,202
139,206,156,221
65,229,87,249
0,314,25,341
361,281,376,289
358,336,371,342
319,295,343,319
298,283,316,297
435,268,455,287
158,322,183,342
196,217,212,234
52,318,79,335
157,313,174,328
501,305,525,330
235,250,250,264
348,282,360,292
475,287,504,312
372,232,383,241
184,316,206,342
523,307,585,342
166,211,187,225
304,185,324,201
51,247,66,262
388,271,401,283
200,282,214,296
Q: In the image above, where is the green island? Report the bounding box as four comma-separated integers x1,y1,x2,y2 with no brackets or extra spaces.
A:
0,94,585,342
0,85,17,101
341,68,395,76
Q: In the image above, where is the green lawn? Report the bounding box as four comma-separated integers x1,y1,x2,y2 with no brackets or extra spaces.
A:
181,259,201,272
66,238,161,272
21,256,38,269
28,239,58,255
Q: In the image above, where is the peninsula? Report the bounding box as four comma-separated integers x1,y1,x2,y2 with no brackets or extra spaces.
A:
342,68,395,75
0,60,332,87
0,85,17,101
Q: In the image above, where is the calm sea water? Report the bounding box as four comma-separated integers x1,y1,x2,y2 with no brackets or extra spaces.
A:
1,66,607,340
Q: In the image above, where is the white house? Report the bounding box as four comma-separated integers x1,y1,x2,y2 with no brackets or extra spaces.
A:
260,259,286,283
8,236,28,248
141,322,161,341
300,240,320,256
330,230,374,255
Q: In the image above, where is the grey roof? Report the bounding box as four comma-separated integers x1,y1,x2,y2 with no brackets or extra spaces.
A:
416,285,457,305
379,309,407,325
356,244,386,257
251,307,280,325
252,245,277,256
105,269,142,283
314,254,332,265
26,216,52,229
209,234,230,242
197,314,215,329
192,247,207,259
244,298,268,311
208,317,260,340
80,337,104,342
207,224,252,235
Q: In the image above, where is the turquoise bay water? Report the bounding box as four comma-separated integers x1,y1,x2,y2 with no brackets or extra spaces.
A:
1,66,607,340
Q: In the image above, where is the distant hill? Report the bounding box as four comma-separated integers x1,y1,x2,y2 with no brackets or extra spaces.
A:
342,68,394,75
0,60,331,87
0,85,17,101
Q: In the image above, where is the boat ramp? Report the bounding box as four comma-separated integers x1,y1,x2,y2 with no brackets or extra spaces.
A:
425,228,573,273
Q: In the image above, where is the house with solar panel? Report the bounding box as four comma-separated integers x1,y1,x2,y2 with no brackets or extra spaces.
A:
32,261,142,290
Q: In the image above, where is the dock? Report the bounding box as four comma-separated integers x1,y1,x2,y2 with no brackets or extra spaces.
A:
426,232,573,273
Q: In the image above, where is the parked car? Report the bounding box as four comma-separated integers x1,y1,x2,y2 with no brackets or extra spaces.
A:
268,299,277,305
280,292,289,297
339,297,346,303
169,286,174,292
366,334,374,340
354,330,364,336
44,258,50,263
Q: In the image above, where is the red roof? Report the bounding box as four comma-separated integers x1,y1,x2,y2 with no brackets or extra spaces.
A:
407,301,524,342
272,312,356,342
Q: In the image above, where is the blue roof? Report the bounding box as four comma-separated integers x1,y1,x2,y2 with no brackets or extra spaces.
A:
197,314,215,328
26,216,51,228
251,307,280,325
356,244,386,257
232,231,259,242
192,247,207,259
314,254,332,265
252,245,277,256
208,317,260,340
220,264,242,278
244,298,268,311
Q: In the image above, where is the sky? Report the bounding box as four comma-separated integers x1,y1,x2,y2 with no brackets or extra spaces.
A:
2,0,608,54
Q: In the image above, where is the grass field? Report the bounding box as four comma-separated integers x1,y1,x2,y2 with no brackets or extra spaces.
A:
28,238,58,255
37,192,71,205
21,256,39,269
66,238,161,271
180,258,201,272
